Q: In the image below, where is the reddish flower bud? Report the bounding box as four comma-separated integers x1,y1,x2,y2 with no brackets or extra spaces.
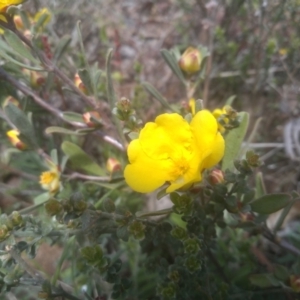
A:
6,130,27,150
106,158,122,173
209,169,224,185
74,73,88,94
82,111,102,127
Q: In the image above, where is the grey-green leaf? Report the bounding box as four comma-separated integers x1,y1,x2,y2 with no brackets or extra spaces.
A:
142,81,175,111
250,193,291,214
106,48,116,107
61,141,105,176
160,49,186,86
53,35,71,62
4,30,38,63
222,112,249,171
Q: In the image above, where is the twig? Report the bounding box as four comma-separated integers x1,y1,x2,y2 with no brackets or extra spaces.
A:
65,172,111,182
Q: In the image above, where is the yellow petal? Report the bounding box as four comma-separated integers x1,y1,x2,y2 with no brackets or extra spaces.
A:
201,131,225,169
139,113,192,161
0,0,24,11
124,139,172,193
190,110,224,168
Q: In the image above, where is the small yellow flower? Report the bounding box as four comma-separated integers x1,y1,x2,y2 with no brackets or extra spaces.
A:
179,47,202,74
212,107,229,133
124,110,224,193
0,0,24,12
6,129,26,150
39,164,60,194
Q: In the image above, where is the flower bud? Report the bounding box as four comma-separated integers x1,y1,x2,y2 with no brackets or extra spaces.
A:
106,158,122,174
183,238,200,254
13,15,24,30
184,255,202,273
246,150,261,168
0,225,10,242
290,275,300,293
6,130,27,150
128,220,145,240
2,96,20,108
82,111,102,127
179,47,202,74
74,73,88,94
45,199,63,216
10,211,23,227
117,97,131,112
171,226,187,241
209,169,224,185
30,71,45,88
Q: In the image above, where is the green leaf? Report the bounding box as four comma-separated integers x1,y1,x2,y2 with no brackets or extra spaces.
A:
160,49,186,86
222,112,249,171
142,81,175,111
106,48,116,107
4,30,38,63
61,141,105,176
45,126,85,136
0,43,44,71
53,35,71,62
273,200,296,232
249,273,280,288
255,172,266,199
225,95,236,106
62,112,85,124
250,193,291,214
45,126,95,136
5,103,38,148
273,264,290,282
33,192,50,205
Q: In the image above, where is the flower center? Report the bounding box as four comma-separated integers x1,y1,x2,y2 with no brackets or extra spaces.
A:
40,171,57,184
170,156,190,180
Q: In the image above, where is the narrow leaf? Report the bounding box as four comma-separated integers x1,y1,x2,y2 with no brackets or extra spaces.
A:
53,35,71,62
250,193,291,214
106,48,116,107
160,49,186,86
249,274,280,288
61,141,105,176
62,111,85,124
4,30,38,63
142,81,174,111
222,112,249,171
273,200,296,232
45,126,85,136
255,172,266,199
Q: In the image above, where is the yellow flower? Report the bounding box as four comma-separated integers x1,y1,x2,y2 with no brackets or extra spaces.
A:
0,0,24,12
178,47,202,74
6,129,26,150
39,164,60,194
124,110,224,193
212,107,229,133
